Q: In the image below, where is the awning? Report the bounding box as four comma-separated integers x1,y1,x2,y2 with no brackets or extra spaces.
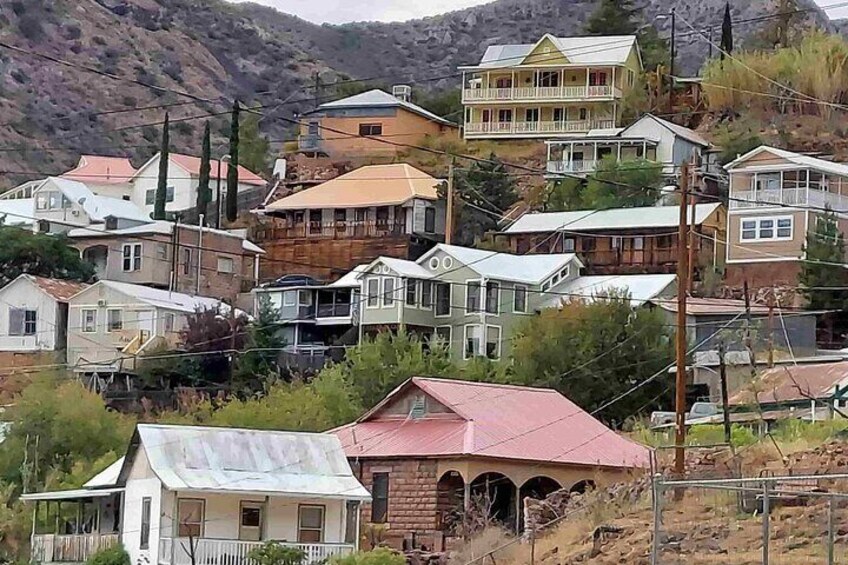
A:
20,487,123,502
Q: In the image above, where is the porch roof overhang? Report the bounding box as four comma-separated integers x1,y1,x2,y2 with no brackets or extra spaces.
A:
20,487,124,502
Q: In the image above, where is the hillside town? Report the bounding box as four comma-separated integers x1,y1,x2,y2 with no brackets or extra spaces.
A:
4,0,848,563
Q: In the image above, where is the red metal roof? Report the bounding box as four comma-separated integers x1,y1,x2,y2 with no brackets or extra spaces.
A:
61,156,136,185
169,153,266,186
27,275,89,302
334,377,649,470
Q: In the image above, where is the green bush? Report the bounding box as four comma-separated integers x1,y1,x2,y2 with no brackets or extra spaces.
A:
247,541,305,565
86,545,130,565
330,548,405,565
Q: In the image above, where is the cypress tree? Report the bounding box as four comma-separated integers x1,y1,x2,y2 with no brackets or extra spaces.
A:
226,100,240,223
720,2,733,60
153,112,170,220
196,121,212,225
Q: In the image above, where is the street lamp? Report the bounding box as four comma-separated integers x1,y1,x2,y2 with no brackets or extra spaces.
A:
216,154,231,229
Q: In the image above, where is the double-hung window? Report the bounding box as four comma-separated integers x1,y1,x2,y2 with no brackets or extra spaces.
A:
122,243,142,272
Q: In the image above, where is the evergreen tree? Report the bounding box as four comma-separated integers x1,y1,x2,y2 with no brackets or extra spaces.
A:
153,112,170,220
450,154,519,246
226,100,240,223
196,121,212,225
720,2,733,59
800,208,848,311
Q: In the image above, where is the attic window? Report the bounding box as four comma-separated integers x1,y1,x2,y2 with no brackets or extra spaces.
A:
409,395,426,419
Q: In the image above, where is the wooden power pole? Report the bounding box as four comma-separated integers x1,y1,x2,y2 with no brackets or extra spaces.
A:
445,157,455,245
674,161,690,478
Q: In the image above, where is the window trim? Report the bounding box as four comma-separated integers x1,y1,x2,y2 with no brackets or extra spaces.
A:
434,282,451,318
177,497,205,538
81,309,97,334
513,284,528,313
739,215,793,242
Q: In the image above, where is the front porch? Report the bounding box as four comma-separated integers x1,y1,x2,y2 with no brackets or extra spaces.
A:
158,537,353,565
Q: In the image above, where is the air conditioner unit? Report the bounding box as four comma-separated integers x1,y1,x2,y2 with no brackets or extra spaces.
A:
97,299,107,307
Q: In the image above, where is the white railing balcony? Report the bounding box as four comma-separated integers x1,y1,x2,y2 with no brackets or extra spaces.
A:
32,533,120,563
730,187,848,212
159,537,355,565
462,85,622,102
546,159,600,175
465,119,613,137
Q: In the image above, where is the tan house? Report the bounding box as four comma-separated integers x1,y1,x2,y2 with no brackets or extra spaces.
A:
724,146,848,287
459,34,642,139
67,221,265,301
256,164,445,281
297,88,458,157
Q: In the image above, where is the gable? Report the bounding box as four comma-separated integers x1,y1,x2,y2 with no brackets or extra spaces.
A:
522,36,568,66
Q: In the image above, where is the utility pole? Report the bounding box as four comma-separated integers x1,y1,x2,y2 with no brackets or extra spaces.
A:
445,157,456,245
718,340,732,447
674,161,689,479
669,7,676,114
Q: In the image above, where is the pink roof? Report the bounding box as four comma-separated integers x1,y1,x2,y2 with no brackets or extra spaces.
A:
61,156,136,185
27,275,89,302
333,377,649,470
169,153,266,186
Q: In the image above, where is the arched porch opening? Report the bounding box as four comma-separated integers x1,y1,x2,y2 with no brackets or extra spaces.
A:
436,470,465,536
470,472,517,529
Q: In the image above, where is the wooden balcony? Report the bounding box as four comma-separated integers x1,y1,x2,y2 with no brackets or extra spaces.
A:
159,537,355,565
464,119,615,138
32,533,120,563
462,85,622,103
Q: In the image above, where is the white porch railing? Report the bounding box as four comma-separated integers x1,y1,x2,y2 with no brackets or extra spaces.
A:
465,120,613,137
462,85,621,102
32,533,120,563
159,537,355,565
730,188,848,212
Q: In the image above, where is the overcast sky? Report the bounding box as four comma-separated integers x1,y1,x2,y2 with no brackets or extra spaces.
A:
229,0,848,24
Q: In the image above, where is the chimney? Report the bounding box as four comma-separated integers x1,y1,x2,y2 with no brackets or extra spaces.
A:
392,85,412,102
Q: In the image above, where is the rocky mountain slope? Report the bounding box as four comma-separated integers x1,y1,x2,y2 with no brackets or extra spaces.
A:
0,0,834,189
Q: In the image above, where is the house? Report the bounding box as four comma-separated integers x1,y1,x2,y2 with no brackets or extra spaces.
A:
33,177,150,234
253,269,364,371
0,275,89,368
66,281,229,375
545,113,711,178
130,152,266,220
257,164,445,281
459,34,642,139
297,87,458,157
333,377,649,548
724,145,848,287
501,203,726,276
354,243,676,361
68,220,264,301
22,423,370,565
61,155,137,200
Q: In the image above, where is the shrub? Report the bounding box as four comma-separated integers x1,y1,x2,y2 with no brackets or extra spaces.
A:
330,548,405,565
86,545,130,565
247,541,305,565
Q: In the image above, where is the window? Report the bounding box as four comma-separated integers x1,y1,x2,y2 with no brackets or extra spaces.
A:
435,283,451,316
424,207,436,234
164,313,175,333
466,281,481,313
183,248,192,276
371,473,389,523
122,243,142,272
421,281,434,309
497,109,513,123
82,309,97,333
217,256,234,273
464,325,483,359
140,498,151,549
177,498,204,538
297,505,325,543
486,326,502,359
366,279,379,308
382,278,396,307
513,285,528,313
359,123,382,136
740,216,793,241
485,281,500,314
107,309,123,332
405,279,418,306
239,503,263,542
283,290,297,307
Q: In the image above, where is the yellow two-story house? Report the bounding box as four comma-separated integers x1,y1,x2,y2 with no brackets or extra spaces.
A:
459,34,642,139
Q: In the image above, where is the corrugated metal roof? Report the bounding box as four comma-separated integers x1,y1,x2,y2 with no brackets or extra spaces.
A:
730,361,848,406
334,377,649,470
313,89,457,127
134,424,370,500
468,35,637,69
505,203,722,234
543,273,677,308
265,164,441,211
